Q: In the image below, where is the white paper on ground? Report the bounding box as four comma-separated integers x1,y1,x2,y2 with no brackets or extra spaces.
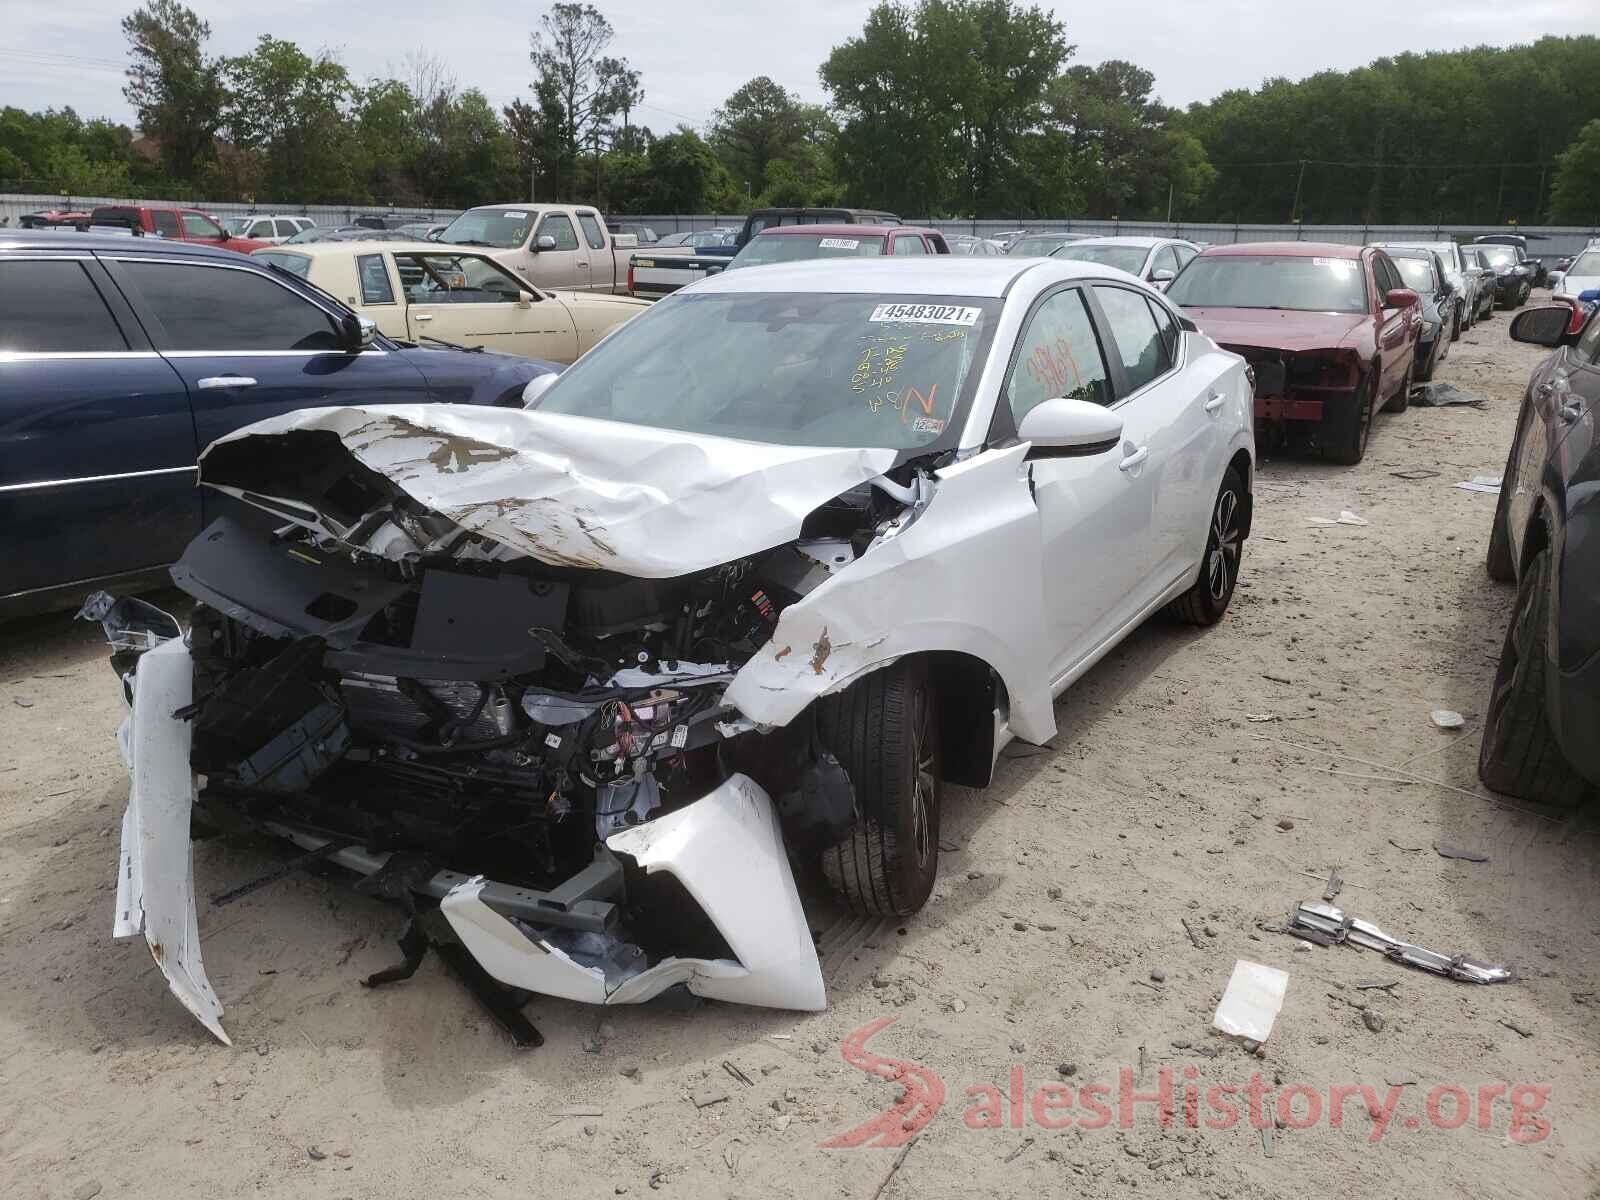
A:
1212,959,1290,1042
1454,475,1502,494
1430,709,1466,728
1307,510,1369,527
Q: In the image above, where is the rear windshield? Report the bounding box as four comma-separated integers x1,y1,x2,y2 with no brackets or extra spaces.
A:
1011,235,1078,257
1051,244,1149,274
531,291,1000,451
1477,246,1517,268
437,208,535,249
730,234,887,268
1391,257,1435,291
1568,251,1600,276
1166,254,1368,313
251,251,312,278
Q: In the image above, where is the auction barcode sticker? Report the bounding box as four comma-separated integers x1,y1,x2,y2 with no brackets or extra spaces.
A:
869,303,982,325
819,238,860,249
1311,257,1356,270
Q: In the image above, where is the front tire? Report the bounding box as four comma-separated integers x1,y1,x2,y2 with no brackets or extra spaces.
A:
1167,465,1246,626
1485,408,1523,583
1383,359,1413,412
818,657,941,916
1326,373,1373,465
1478,547,1591,807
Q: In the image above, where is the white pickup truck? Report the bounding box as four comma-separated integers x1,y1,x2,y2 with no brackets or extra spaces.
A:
433,203,638,295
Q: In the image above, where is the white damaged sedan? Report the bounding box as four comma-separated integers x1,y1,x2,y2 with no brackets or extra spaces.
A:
100,257,1254,1043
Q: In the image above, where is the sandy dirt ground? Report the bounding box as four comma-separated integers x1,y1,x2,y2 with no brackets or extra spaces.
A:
2,293,1598,1200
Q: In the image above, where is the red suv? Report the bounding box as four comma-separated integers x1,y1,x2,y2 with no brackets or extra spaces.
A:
87,204,271,254
1166,242,1420,464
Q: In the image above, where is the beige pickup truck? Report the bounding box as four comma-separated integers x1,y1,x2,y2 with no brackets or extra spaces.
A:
432,203,637,295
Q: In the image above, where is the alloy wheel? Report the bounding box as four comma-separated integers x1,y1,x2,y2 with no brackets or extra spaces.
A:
1207,486,1242,602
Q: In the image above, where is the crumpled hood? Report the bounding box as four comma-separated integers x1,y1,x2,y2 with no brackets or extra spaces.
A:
199,405,897,577
1185,307,1368,353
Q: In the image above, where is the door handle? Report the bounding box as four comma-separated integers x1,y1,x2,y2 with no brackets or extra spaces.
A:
1204,392,1225,413
196,375,256,390
414,313,433,322
577,260,589,267
1119,445,1150,472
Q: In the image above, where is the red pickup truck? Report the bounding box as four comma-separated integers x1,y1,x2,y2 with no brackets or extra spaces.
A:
87,204,271,254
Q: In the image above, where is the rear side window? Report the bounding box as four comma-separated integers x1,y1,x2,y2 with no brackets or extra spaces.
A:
576,213,606,250
151,210,180,237
357,254,395,304
537,213,580,251
248,220,273,238
892,236,927,256
1094,285,1173,394
0,260,128,353
121,262,342,352
274,219,299,238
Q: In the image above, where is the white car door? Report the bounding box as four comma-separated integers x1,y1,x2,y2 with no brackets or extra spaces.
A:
1001,285,1157,680
1089,283,1222,590
397,251,580,361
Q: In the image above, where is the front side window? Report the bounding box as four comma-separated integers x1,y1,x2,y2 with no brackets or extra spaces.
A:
0,260,128,353
151,210,180,238
121,262,342,352
248,220,273,239
1094,285,1173,394
181,212,225,238
892,236,927,256
533,291,999,451
576,213,607,250
357,254,396,304
396,253,527,303
1166,254,1368,313
1006,288,1112,419
537,214,580,251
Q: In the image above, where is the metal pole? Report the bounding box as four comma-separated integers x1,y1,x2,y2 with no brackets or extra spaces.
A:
1166,182,1174,225
1291,159,1306,222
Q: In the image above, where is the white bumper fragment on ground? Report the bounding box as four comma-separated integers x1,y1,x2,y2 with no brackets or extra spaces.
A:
441,773,825,1010
112,638,230,1044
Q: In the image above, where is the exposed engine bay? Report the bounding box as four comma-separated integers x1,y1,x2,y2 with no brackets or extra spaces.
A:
97,403,983,1045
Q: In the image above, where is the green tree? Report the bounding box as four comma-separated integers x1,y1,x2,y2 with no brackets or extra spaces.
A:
530,4,638,200
1550,117,1600,224
647,127,737,212
121,0,225,185
223,37,358,201
710,77,809,196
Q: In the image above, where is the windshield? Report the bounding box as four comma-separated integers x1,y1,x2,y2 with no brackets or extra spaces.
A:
1478,246,1517,268
1166,254,1368,313
1568,251,1600,276
1012,235,1078,257
251,251,311,278
1392,257,1436,291
531,292,999,450
730,234,887,269
1051,244,1150,274
438,207,535,249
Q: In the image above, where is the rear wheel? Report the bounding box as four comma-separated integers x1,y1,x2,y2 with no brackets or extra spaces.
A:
1485,408,1523,583
1415,333,1441,383
1166,466,1246,626
1478,547,1592,807
1451,305,1463,341
1326,373,1373,465
818,657,941,916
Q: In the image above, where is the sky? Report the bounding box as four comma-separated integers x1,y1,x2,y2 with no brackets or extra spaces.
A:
3,0,1595,133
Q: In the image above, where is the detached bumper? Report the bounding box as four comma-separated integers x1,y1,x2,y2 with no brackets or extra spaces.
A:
114,644,824,1045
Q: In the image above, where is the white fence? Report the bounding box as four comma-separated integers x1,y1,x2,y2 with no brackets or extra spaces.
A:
5,193,1596,258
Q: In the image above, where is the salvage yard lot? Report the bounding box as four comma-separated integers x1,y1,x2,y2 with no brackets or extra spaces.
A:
2,299,1597,1198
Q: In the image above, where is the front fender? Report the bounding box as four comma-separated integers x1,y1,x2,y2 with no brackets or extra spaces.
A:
725,444,1058,745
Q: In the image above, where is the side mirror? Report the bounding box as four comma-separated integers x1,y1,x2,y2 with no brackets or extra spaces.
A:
1508,305,1575,347
1150,267,1175,283
1383,288,1418,310
517,290,534,308
341,312,376,351
534,234,557,252
522,373,559,408
1016,397,1124,458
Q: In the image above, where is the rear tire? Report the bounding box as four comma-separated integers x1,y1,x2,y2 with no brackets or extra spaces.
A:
1485,409,1522,583
1166,466,1246,626
1478,547,1592,807
1326,374,1373,465
818,657,941,916
1415,333,1440,383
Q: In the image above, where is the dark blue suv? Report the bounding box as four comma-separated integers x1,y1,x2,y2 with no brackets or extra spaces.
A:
0,231,558,618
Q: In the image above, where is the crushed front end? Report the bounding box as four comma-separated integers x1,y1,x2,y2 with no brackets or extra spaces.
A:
96,406,941,1043
1223,342,1362,453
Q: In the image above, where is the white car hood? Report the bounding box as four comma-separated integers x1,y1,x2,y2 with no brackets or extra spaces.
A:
200,405,898,577
1557,273,1600,297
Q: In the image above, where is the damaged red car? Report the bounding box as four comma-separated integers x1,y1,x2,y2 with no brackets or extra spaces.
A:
1166,243,1420,464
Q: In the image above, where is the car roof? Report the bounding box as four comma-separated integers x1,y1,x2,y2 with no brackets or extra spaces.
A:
1059,236,1173,248
0,228,250,261
1201,241,1363,259
253,240,448,257
754,224,936,238
1371,244,1433,259
692,256,1116,298
465,203,598,214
